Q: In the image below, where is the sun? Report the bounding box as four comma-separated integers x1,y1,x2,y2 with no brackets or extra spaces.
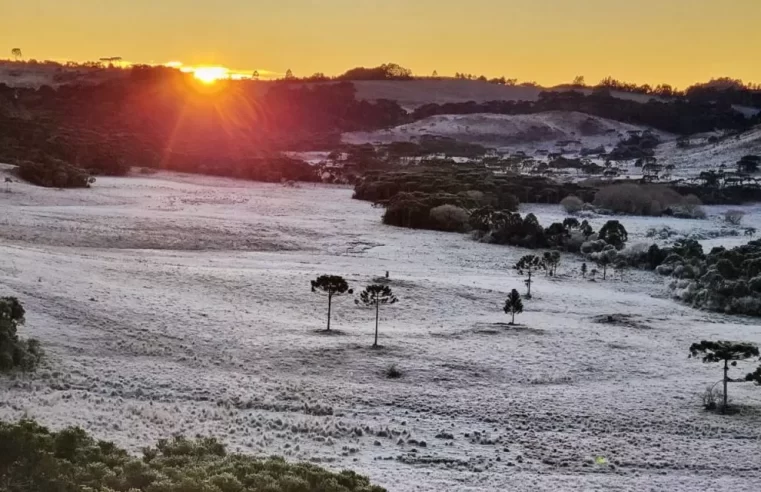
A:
192,67,228,84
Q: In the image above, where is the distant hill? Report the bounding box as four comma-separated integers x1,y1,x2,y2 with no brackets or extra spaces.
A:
346,80,661,109
0,62,659,108
344,110,671,150
657,124,761,177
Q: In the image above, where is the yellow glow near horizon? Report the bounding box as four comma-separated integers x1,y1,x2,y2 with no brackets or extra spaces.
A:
5,0,761,88
190,66,229,84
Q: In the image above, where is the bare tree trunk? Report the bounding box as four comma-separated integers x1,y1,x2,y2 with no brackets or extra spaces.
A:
527,271,532,297
374,301,379,347
511,310,515,325
327,293,332,331
723,359,728,412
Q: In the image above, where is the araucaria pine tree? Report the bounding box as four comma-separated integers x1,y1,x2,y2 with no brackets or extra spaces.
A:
311,275,353,331
503,289,523,325
355,285,398,347
689,340,759,412
515,255,542,298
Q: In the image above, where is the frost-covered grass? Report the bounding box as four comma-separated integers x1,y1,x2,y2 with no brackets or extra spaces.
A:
1,169,761,491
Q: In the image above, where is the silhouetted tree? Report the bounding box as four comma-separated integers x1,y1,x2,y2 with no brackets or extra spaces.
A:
689,341,759,412
252,70,260,80
432,70,438,78
598,220,628,249
572,75,586,87
285,69,294,80
503,289,523,325
311,275,353,331
543,251,561,276
515,255,543,298
563,217,580,230
580,220,595,240
11,48,22,61
355,285,398,347
737,155,760,174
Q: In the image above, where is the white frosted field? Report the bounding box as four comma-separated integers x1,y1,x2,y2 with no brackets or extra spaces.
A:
2,170,761,491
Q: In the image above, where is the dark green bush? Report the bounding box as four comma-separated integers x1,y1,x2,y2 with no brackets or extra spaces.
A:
0,297,43,372
353,164,590,207
0,420,386,492
17,159,94,188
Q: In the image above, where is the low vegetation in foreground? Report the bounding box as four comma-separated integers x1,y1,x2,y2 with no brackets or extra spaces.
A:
0,296,43,372
0,420,386,492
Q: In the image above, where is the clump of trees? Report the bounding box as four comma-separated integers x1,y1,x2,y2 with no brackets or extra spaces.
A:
382,192,483,230
0,420,385,492
603,236,761,317
412,89,758,135
0,297,43,372
311,275,353,331
338,63,413,81
607,131,661,161
737,155,760,174
17,159,95,188
664,240,761,316
356,285,398,347
689,340,760,412
429,204,470,232
0,73,408,186
594,184,705,218
353,164,593,212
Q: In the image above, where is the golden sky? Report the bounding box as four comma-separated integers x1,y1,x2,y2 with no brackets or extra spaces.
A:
5,0,761,87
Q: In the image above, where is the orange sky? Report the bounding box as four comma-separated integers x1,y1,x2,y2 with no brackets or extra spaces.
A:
4,0,761,87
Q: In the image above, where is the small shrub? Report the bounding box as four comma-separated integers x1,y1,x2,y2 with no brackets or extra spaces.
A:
0,297,43,372
701,385,723,411
671,194,706,219
560,195,584,214
724,210,746,225
384,364,403,379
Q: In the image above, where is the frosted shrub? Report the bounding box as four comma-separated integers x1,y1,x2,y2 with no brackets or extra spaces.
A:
671,194,706,219
730,296,761,316
701,385,724,411
560,195,584,214
724,210,745,225
0,297,43,372
429,204,470,232
594,184,703,218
